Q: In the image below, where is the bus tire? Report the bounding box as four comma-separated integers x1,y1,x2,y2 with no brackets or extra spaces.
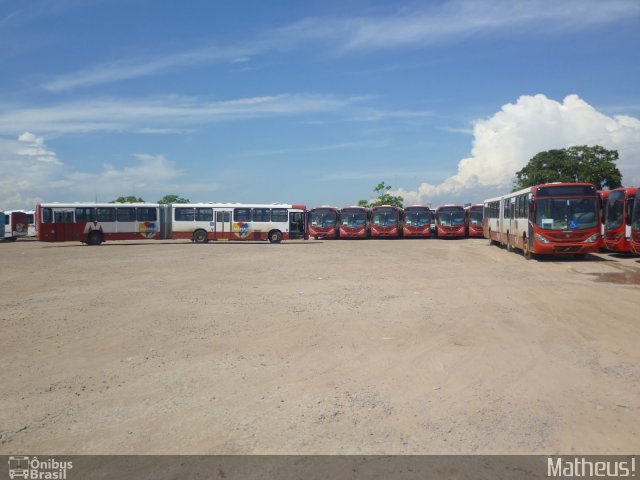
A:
193,230,208,243
268,230,283,244
86,231,103,246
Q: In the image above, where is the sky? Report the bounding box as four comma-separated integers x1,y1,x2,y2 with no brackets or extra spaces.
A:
1,0,640,210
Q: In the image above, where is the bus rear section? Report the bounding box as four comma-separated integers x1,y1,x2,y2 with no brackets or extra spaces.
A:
170,203,307,243
436,205,465,238
309,206,340,239
631,194,640,255
402,205,432,238
603,187,637,252
465,204,484,238
36,203,162,245
371,205,403,238
339,206,370,238
2,211,29,241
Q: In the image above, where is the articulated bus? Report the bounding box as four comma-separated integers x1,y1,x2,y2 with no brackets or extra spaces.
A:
603,187,637,253
339,206,370,238
402,205,432,238
465,204,484,238
484,182,601,259
435,205,465,238
36,202,307,245
370,205,403,238
309,206,340,239
2,210,29,241
630,194,640,255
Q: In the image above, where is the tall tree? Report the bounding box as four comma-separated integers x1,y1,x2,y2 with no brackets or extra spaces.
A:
111,195,145,203
358,182,404,208
514,145,622,191
158,194,190,204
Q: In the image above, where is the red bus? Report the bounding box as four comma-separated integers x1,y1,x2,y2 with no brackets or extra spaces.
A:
435,205,465,238
402,205,432,238
309,206,340,239
36,202,308,245
484,183,601,259
370,205,403,238
2,210,29,241
464,204,484,238
603,187,637,252
630,194,640,255
339,206,370,238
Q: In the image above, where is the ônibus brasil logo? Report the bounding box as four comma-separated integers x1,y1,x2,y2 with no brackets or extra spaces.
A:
8,456,73,479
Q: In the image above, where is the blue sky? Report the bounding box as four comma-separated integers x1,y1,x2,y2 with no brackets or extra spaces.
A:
1,0,640,210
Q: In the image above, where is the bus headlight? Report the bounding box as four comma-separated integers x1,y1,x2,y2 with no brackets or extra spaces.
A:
535,233,550,244
585,233,600,243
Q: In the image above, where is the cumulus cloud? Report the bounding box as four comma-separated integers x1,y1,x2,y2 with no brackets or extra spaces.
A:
17,131,61,165
396,94,640,205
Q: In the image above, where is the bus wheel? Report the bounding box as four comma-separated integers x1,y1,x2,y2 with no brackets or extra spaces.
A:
268,230,283,244
86,231,103,246
193,230,208,243
488,230,496,246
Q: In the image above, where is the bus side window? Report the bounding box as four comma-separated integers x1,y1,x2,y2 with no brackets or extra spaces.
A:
96,208,116,222
42,208,52,223
271,209,287,222
234,208,251,222
138,207,157,222
117,208,136,222
75,208,96,222
175,208,195,222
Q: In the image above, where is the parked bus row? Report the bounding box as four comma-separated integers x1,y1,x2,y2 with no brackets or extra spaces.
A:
309,204,484,240
483,183,640,259
8,183,640,257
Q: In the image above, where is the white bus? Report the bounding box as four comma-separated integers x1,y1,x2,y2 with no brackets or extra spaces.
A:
36,202,308,245
169,203,308,243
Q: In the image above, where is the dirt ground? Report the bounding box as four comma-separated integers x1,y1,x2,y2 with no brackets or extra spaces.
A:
1,237,639,454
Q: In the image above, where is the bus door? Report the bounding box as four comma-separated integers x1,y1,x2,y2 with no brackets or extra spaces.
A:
289,211,305,239
53,209,76,241
214,210,232,240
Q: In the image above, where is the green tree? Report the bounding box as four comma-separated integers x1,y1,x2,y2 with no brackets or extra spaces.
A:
111,195,145,203
358,182,404,208
157,194,190,204
514,145,622,191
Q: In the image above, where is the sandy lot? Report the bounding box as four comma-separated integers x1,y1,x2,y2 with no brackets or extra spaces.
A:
0,238,639,454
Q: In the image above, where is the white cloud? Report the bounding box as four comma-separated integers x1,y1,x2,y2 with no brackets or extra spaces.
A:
396,94,640,206
271,0,640,53
0,94,365,135
0,134,214,209
36,0,640,91
17,131,61,165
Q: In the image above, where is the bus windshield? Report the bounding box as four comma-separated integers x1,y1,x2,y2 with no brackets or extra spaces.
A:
438,210,464,226
469,208,483,226
536,197,598,230
373,209,399,227
605,190,625,230
404,210,430,227
310,210,338,227
341,211,367,227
